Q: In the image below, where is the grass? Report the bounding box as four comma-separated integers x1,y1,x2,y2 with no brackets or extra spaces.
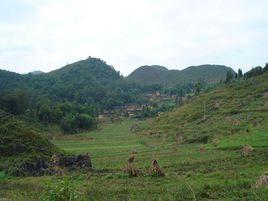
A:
1,118,268,200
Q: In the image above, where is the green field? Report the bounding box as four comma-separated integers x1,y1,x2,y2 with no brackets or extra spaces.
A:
1,118,268,200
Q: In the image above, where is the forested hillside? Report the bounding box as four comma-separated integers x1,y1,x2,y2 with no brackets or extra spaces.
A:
1,57,235,133
0,57,141,133
127,64,234,86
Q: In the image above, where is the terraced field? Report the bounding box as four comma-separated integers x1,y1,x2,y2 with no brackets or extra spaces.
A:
1,118,268,200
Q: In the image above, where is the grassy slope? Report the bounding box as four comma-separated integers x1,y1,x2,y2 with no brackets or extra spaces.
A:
1,119,268,200
143,73,268,143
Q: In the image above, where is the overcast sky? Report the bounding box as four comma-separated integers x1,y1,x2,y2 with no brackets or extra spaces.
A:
0,0,267,76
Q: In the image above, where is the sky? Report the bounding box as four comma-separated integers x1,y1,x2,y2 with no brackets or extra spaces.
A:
0,0,267,76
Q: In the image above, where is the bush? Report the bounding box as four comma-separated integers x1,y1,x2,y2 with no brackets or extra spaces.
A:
40,178,82,201
60,113,95,133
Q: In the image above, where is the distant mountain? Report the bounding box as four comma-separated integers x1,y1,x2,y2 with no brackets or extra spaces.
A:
28,70,44,75
127,64,235,86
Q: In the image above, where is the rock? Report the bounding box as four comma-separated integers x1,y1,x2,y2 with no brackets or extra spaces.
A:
8,153,92,177
12,158,50,176
58,153,92,169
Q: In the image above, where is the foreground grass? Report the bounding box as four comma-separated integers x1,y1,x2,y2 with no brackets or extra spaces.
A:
1,119,268,200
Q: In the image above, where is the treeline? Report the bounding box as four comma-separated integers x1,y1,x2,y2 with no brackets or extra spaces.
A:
0,91,98,133
225,63,268,83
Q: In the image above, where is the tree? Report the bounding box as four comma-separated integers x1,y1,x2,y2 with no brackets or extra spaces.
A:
263,63,268,72
0,91,28,115
225,70,234,83
238,69,243,78
75,113,95,130
194,82,202,95
244,66,263,78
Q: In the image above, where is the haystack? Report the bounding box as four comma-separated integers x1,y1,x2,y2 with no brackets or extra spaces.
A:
124,163,140,177
199,145,206,153
149,160,164,177
254,171,268,188
124,155,140,177
240,145,254,156
50,154,64,175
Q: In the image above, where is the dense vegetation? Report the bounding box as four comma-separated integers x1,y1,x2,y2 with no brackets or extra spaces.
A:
127,64,234,86
0,57,139,133
0,110,59,175
0,57,233,133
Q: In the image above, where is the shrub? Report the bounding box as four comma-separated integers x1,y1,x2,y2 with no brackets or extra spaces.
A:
60,113,95,134
40,178,81,201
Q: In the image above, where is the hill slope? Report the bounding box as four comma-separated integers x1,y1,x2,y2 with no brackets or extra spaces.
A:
0,110,59,176
0,57,132,108
142,72,268,142
127,64,234,86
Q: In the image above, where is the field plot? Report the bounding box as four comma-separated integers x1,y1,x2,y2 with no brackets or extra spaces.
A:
1,119,268,200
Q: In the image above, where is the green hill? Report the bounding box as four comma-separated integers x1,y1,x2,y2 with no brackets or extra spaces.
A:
0,110,59,176
141,72,268,142
0,57,136,133
127,64,234,86
0,57,124,105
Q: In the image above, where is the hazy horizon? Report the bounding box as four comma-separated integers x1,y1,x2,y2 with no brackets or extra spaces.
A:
0,0,267,76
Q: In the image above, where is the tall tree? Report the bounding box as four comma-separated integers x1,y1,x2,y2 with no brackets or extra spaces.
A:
194,82,202,95
225,70,234,83
238,69,243,78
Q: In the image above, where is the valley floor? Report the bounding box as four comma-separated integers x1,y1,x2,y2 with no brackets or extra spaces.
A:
1,119,268,200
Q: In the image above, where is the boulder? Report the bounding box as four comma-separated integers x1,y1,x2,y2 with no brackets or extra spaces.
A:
59,153,92,169
7,153,92,176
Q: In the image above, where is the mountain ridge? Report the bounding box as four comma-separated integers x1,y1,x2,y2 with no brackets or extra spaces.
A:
127,64,235,86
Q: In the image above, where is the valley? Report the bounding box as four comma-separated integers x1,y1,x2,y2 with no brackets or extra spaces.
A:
1,1,268,200
1,65,268,200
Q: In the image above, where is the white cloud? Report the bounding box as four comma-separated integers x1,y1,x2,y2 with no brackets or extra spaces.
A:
0,0,267,75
